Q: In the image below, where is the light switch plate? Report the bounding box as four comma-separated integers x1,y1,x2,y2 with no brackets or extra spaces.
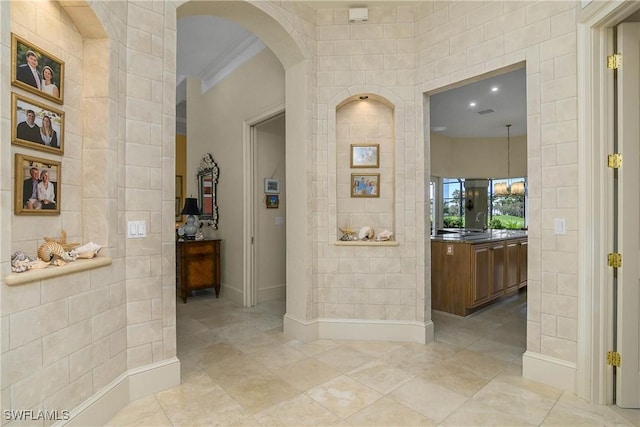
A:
554,218,566,235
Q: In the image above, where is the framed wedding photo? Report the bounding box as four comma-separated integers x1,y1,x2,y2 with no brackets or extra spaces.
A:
350,144,379,168
351,173,380,198
15,153,61,216
11,93,64,155
11,33,64,104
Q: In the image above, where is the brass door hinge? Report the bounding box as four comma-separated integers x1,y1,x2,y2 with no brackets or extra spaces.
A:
608,153,622,168
607,54,622,70
607,351,621,367
607,252,622,268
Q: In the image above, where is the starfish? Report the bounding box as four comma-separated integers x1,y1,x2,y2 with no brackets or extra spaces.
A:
44,229,80,252
339,226,355,236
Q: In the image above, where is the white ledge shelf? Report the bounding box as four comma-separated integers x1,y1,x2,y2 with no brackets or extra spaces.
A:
5,257,112,286
334,240,399,246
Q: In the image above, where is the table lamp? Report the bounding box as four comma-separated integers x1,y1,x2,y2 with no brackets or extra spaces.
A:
180,197,200,240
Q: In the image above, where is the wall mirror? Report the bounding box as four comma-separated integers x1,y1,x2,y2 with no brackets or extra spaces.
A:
197,153,219,229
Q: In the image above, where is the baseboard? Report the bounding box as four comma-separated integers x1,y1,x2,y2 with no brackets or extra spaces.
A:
283,314,434,344
60,357,180,426
223,283,243,305
522,351,576,393
257,284,285,302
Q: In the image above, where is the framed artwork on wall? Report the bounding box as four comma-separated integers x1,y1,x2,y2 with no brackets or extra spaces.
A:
264,178,280,194
351,173,380,198
266,194,279,208
350,144,379,168
15,153,61,215
11,33,65,105
11,93,64,155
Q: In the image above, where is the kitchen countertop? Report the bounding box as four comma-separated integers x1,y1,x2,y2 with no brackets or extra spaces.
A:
431,229,528,243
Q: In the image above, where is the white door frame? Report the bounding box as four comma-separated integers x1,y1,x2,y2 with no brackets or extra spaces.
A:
242,103,285,307
578,0,640,404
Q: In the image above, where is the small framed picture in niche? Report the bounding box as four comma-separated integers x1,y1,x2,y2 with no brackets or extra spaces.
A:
350,144,379,168
11,33,65,104
351,173,380,198
15,153,61,215
264,178,280,194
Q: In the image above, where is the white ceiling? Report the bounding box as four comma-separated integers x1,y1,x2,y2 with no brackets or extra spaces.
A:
176,14,527,139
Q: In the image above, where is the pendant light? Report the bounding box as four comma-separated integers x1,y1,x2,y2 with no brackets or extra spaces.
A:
493,124,526,196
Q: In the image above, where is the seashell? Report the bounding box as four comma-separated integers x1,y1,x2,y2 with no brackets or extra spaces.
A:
376,229,394,241
11,251,35,273
29,259,51,269
358,226,375,241
44,229,80,252
73,242,102,259
37,241,77,262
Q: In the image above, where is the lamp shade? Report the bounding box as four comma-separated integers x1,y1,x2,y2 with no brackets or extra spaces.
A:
511,181,526,195
181,198,200,216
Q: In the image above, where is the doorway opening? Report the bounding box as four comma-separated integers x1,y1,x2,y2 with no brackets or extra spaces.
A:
244,110,287,309
427,64,528,361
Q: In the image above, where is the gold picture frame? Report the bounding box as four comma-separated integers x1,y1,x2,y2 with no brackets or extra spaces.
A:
12,93,64,155
351,173,380,198
350,144,379,168
15,153,61,215
11,33,65,105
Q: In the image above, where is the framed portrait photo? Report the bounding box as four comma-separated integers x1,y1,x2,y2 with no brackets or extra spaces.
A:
264,178,280,194
11,33,64,104
351,173,380,198
15,153,61,216
266,194,279,208
350,144,379,168
12,93,64,155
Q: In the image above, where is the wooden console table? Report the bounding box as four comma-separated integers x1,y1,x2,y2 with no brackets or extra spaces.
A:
176,239,221,303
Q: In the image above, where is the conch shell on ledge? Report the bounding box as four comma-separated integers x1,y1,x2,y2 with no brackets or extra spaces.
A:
358,226,375,241
37,241,77,262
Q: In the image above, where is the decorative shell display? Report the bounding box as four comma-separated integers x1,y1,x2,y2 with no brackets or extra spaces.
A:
358,226,375,241
37,241,78,262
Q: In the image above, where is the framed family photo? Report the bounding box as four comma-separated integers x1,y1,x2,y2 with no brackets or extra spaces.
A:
350,144,379,168
15,153,61,216
351,173,380,198
11,33,65,104
12,93,64,155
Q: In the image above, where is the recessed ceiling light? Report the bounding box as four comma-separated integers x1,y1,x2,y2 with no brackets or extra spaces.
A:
469,101,477,107
491,87,499,92
431,126,447,132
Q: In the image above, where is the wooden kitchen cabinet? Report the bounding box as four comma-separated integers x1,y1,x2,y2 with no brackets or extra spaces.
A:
431,234,527,316
518,239,528,288
505,240,520,295
176,239,221,303
471,244,491,307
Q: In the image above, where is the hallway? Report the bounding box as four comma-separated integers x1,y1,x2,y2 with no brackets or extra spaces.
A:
107,291,638,426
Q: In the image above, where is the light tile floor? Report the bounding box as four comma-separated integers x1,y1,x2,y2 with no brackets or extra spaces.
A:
107,290,639,426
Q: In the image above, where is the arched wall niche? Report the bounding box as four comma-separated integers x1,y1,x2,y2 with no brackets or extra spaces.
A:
328,88,403,244
335,94,396,240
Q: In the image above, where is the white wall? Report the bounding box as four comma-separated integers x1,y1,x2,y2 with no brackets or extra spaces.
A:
187,48,285,300
431,133,527,178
